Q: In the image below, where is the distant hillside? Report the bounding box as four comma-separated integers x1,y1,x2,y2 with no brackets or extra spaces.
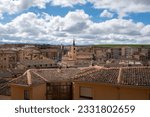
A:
0,43,149,48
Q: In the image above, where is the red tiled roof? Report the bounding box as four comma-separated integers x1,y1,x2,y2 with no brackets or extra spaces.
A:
74,68,119,84
121,67,150,86
74,67,150,87
10,67,150,87
10,68,81,85
11,70,46,86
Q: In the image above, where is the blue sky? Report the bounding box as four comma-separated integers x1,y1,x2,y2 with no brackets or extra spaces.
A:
0,0,150,45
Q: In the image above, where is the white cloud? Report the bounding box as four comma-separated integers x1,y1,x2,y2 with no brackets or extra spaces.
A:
62,10,91,33
87,0,150,18
0,10,149,44
48,0,150,18
0,0,50,17
0,0,150,19
141,25,150,36
49,0,86,7
100,10,113,18
88,19,144,36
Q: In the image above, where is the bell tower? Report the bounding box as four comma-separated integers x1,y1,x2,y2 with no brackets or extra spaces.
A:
71,39,76,60
73,39,75,46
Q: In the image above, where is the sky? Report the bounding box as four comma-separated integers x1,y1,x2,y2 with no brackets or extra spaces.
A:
0,0,150,45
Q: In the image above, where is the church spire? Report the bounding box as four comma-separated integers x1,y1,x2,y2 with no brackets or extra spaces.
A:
73,39,75,46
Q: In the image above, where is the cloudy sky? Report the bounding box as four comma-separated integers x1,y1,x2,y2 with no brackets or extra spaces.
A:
0,0,150,45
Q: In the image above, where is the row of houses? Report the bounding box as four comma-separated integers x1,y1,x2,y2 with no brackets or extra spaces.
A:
0,43,150,71
0,45,60,70
1,66,150,100
94,46,150,65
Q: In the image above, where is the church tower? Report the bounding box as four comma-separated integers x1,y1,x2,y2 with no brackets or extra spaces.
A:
71,39,77,60
73,39,75,46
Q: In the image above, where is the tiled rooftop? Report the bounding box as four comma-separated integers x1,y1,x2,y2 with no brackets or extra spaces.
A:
35,68,81,82
74,68,119,84
0,78,11,96
76,67,97,76
120,67,150,86
10,66,150,87
0,71,13,78
74,67,150,87
10,68,81,86
11,70,46,86
0,70,24,96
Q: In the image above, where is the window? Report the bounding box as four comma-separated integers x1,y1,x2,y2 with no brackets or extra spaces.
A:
24,90,30,100
80,87,93,100
46,82,72,100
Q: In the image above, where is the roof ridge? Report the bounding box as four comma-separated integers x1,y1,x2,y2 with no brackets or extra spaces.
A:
27,70,32,85
75,68,98,78
9,70,27,83
31,70,48,82
117,68,122,84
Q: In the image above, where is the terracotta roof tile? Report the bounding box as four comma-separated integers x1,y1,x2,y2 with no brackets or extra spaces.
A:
74,68,119,84
10,68,81,85
10,67,150,87
11,70,45,86
121,67,150,86
74,67,150,87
